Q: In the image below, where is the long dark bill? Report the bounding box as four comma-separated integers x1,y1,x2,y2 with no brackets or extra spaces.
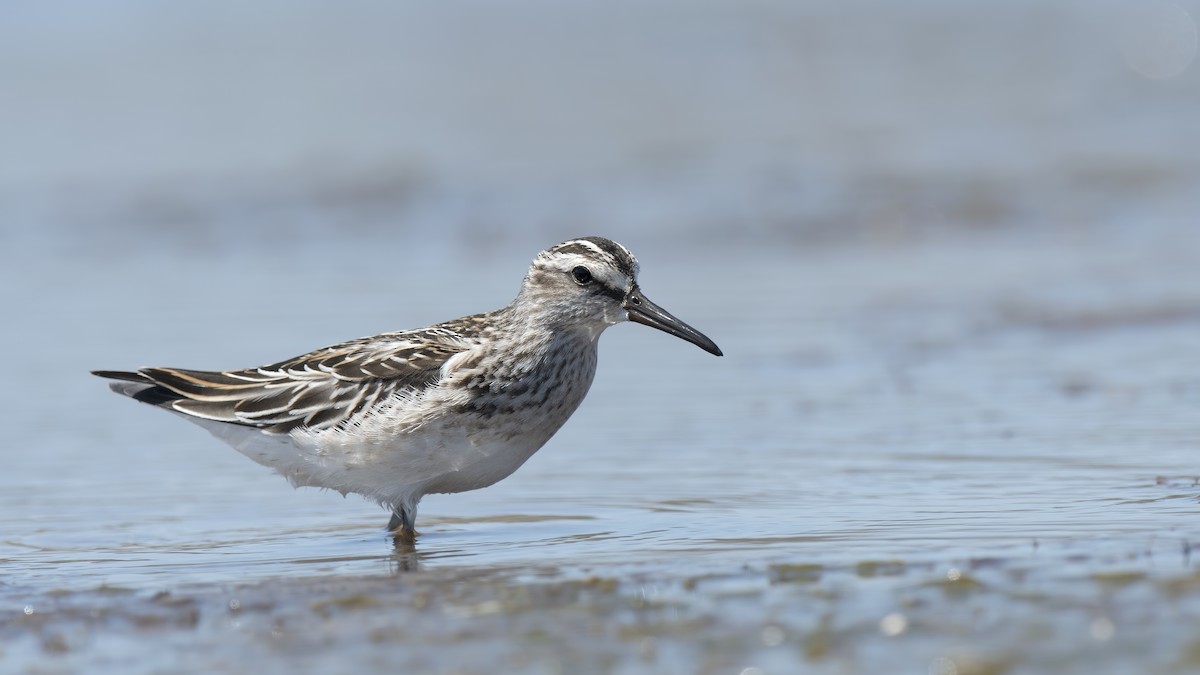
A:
623,287,723,356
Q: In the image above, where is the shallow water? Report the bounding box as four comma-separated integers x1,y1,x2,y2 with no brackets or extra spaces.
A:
3,1,1200,673
5,231,1200,673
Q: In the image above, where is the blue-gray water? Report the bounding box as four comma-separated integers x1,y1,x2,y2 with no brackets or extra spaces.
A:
3,1,1200,673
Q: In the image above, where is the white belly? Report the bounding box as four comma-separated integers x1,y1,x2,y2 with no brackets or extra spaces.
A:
185,336,599,510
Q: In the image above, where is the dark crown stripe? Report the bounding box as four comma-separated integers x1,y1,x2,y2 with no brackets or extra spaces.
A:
552,242,600,258
553,236,638,278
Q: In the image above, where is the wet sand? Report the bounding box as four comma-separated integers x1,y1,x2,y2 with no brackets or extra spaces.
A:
8,540,1200,673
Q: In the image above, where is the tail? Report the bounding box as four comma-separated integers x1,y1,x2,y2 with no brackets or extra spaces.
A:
92,368,309,485
92,370,184,407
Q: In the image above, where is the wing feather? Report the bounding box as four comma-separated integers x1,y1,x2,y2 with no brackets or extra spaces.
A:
102,318,491,433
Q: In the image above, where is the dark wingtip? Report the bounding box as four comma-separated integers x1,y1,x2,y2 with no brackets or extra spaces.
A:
92,369,150,383
96,369,182,406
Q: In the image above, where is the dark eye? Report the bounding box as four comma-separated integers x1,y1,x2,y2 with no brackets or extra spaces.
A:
571,266,593,285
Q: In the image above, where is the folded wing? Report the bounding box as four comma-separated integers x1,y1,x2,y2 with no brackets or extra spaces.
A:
94,326,475,434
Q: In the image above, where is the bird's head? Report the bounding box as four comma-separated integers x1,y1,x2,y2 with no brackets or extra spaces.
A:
518,236,722,356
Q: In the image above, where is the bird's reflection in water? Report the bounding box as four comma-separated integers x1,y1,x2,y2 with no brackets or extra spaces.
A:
388,536,424,573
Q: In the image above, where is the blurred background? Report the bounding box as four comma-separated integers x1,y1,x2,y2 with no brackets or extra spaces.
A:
2,1,1199,672
4,0,1197,257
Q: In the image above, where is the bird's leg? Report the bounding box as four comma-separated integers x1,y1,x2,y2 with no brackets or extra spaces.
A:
387,505,418,542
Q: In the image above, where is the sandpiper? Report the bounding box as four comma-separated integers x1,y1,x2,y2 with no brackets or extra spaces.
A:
94,237,721,540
